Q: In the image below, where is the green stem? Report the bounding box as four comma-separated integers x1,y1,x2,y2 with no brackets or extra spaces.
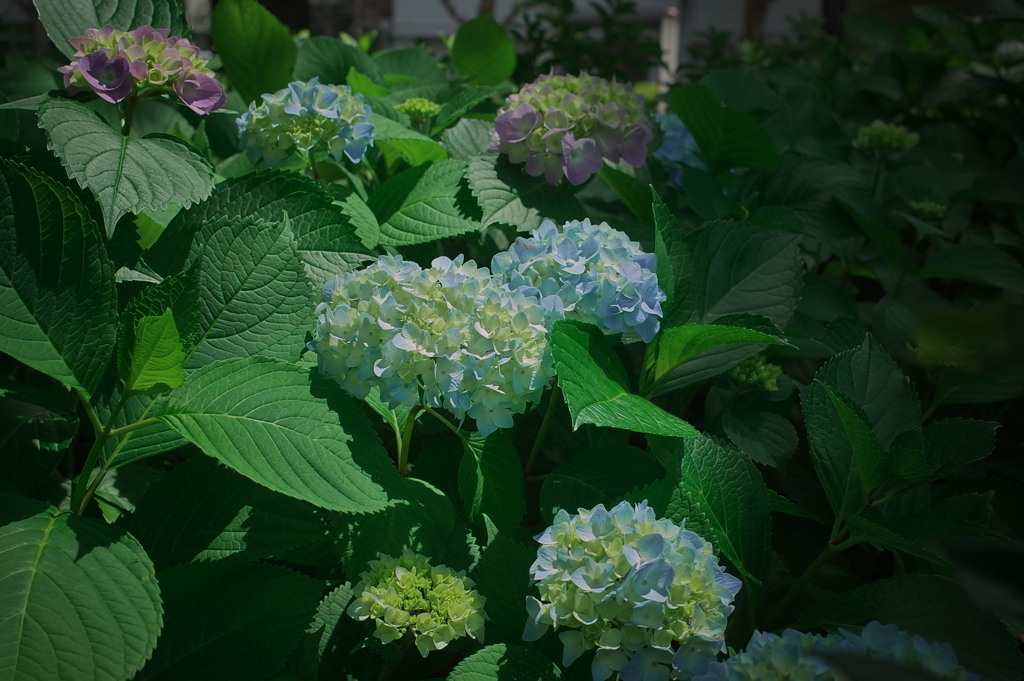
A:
107,417,162,439
524,382,560,478
764,533,860,629
70,434,107,515
397,406,423,477
424,405,463,438
79,390,104,433
308,148,320,180
122,94,140,136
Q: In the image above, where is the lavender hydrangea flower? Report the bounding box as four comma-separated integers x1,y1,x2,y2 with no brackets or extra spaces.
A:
694,622,978,681
524,501,742,681
491,219,667,342
237,77,375,168
490,73,653,186
652,113,703,190
58,25,225,113
311,254,555,436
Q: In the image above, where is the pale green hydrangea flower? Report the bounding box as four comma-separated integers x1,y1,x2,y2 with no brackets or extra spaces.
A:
907,199,947,222
347,549,486,657
852,120,919,153
524,500,742,681
311,254,555,435
694,622,978,681
728,355,783,391
395,97,442,118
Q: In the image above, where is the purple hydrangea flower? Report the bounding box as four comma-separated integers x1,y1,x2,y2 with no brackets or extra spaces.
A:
78,51,132,103
490,73,653,186
174,68,227,115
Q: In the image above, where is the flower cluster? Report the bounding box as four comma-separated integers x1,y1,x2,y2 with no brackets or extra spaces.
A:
347,550,486,657
58,25,225,114
395,97,442,119
728,355,783,391
489,72,653,185
311,254,555,436
524,501,742,681
237,77,374,167
653,113,704,190
907,199,947,222
491,219,667,343
695,621,978,681
852,120,919,153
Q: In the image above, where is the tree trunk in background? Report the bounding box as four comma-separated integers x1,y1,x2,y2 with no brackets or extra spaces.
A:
743,0,778,40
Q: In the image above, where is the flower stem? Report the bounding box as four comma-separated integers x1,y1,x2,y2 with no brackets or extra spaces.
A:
524,382,560,478
397,406,423,477
122,94,139,136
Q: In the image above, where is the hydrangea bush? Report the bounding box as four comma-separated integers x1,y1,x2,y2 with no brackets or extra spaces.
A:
0,3,1021,681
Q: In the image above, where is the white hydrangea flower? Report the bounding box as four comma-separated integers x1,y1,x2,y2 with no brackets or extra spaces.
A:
311,254,555,435
491,219,667,342
524,500,742,681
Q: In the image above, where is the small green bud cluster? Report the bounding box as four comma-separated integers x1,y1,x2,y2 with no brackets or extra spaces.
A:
524,501,742,681
347,550,487,657
728,355,783,391
395,97,442,119
907,199,947,222
694,622,978,681
852,120,919,153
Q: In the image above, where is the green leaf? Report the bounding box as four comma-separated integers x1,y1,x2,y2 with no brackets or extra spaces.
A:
826,186,901,267
33,0,186,59
99,392,187,469
123,308,186,394
922,418,998,479
458,431,526,535
644,321,792,394
0,495,162,681
122,456,324,570
38,99,214,238
138,560,323,681
550,320,699,437
669,84,778,175
433,86,498,134
294,36,383,86
368,160,480,247
117,267,200,383
0,158,117,397
678,435,772,585
802,379,887,520
211,0,297,104
310,583,353,656
844,514,943,565
450,15,517,86
798,575,1024,681
815,336,921,448
347,67,389,97
182,216,315,369
148,169,370,281
472,537,537,645
449,644,562,681
918,244,1024,294
375,47,447,85
442,119,494,160
652,187,689,316
371,114,449,166
665,485,717,553
339,477,456,573
157,356,395,513
680,166,729,220
539,444,665,523
466,153,584,231
0,396,77,494
598,165,652,222
722,403,797,467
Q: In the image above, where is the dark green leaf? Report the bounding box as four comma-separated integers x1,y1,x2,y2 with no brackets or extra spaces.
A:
472,537,537,645
442,119,494,161
459,432,526,535
598,165,652,222
33,0,186,59
826,186,901,266
722,403,797,467
211,0,297,104
918,245,1024,294
450,15,516,86
0,495,162,681
372,114,449,166
466,153,583,231
922,418,997,479
124,308,186,394
680,166,729,220
433,86,498,134
0,396,76,493
369,160,479,246
294,36,383,86
0,158,116,397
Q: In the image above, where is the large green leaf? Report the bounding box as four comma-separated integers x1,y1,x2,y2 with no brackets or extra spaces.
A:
368,160,480,246
798,575,1024,681
458,432,526,535
450,15,517,86
539,444,665,523
466,153,584,231
598,164,652,222
138,560,323,681
802,379,887,520
473,537,537,645
442,119,494,160
922,418,998,479
449,644,562,681
371,114,449,167
33,0,186,59
211,0,296,104
550,320,699,437
722,402,797,467
123,309,186,394
918,244,1024,294
678,436,772,585
0,158,116,397
669,84,778,175
148,169,370,281
827,186,901,267
433,86,498,134
652,187,691,317
294,36,384,86
38,99,214,238
156,356,395,513
815,336,921,448
0,397,77,494
0,495,162,681
182,216,315,369
122,456,324,570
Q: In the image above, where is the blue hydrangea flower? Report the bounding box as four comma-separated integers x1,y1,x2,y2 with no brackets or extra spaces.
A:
694,622,979,681
491,219,667,342
652,113,703,190
524,501,742,681
490,72,653,185
311,254,555,436
237,77,374,167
